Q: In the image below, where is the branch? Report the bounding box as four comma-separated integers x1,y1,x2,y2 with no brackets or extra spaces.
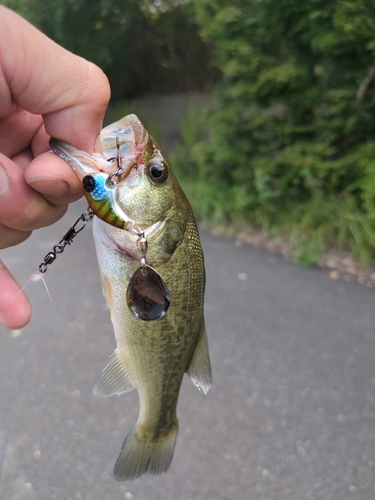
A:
355,64,375,106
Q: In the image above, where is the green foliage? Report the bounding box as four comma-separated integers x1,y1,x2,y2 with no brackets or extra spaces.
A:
4,0,218,99
180,0,375,263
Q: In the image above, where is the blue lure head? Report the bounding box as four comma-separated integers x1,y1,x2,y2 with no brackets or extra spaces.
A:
82,173,129,230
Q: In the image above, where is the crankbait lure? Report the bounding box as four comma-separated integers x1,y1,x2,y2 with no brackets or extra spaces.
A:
48,137,170,321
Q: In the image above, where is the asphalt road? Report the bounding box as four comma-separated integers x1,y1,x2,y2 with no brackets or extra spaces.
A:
0,200,375,500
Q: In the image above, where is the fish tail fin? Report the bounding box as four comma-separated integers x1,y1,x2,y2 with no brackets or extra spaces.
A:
113,421,179,481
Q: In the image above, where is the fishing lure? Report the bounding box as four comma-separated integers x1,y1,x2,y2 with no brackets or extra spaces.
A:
80,138,131,230
46,137,170,321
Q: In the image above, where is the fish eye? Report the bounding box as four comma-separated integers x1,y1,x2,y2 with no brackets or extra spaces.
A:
148,160,168,184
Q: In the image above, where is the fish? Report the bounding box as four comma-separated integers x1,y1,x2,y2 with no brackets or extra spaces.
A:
50,114,212,480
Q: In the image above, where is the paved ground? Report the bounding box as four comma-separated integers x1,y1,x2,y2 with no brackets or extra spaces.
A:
0,200,375,500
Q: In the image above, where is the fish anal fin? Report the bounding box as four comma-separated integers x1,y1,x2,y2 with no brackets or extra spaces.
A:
93,349,134,397
187,323,212,397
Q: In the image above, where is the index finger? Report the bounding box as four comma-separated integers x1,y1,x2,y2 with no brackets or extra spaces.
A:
0,7,110,153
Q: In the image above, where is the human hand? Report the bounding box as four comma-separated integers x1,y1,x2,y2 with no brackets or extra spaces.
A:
0,7,110,329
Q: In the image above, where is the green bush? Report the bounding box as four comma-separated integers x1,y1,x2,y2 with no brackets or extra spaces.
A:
180,0,375,263
5,0,218,99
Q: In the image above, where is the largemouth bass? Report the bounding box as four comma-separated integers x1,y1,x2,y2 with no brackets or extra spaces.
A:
50,115,212,480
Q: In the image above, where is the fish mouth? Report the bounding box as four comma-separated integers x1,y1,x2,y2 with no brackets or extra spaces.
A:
110,156,138,183
49,137,140,181
50,137,141,183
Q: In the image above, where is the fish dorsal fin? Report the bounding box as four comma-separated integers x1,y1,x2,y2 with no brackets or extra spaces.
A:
187,323,212,397
93,349,134,397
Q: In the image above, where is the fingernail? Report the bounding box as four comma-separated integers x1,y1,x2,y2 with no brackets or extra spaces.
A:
0,164,10,196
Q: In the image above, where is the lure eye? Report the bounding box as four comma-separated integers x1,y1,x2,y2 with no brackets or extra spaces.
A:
148,160,168,184
82,174,108,201
83,175,96,193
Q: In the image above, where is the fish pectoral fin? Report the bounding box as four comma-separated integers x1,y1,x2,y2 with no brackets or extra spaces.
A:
187,323,212,397
100,274,113,311
93,349,134,397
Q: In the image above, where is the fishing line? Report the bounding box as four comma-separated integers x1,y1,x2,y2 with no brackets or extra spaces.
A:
2,138,122,313
1,208,94,314
2,271,52,312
